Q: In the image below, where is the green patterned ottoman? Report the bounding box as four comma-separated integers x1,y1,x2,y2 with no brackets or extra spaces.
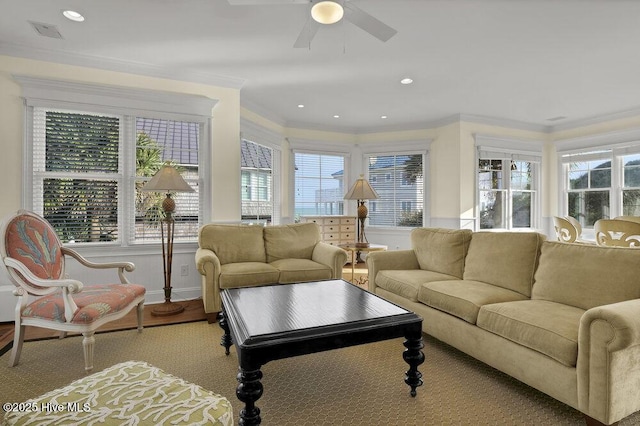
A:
2,361,233,425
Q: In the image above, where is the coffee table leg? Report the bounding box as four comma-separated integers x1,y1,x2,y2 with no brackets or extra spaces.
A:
403,328,425,397
218,310,232,356
237,367,264,425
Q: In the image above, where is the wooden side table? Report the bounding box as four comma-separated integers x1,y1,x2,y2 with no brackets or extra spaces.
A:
338,243,387,286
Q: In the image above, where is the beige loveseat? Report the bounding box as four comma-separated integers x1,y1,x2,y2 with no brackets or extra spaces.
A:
196,222,347,316
367,228,640,425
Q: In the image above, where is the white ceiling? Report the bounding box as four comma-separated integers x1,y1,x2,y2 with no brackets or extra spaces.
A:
2,0,640,133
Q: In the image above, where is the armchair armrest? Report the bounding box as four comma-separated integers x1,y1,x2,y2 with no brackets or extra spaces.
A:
61,247,135,284
4,257,83,322
195,247,222,314
366,250,419,293
577,299,640,424
311,242,348,279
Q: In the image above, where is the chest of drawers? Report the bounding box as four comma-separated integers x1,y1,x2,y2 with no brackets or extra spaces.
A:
300,215,357,249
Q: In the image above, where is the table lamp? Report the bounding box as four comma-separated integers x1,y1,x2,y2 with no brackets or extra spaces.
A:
344,174,379,248
142,164,194,316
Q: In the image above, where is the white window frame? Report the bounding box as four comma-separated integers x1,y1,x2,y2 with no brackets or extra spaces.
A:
17,75,216,249
359,140,430,230
558,136,640,226
475,134,543,231
240,118,283,225
288,138,352,221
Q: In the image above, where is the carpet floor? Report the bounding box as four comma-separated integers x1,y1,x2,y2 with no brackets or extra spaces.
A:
2,321,638,425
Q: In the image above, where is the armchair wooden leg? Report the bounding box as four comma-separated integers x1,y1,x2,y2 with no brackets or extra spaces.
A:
137,301,144,333
9,323,25,367
82,332,95,372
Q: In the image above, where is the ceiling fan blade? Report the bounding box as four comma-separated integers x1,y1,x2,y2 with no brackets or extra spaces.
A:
344,3,397,42
293,18,320,48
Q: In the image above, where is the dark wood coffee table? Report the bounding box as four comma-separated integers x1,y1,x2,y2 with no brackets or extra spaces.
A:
219,279,424,425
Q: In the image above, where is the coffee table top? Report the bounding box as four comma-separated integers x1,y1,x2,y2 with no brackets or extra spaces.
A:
221,279,416,346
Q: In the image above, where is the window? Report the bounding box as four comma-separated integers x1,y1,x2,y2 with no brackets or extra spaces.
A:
478,158,538,229
476,135,542,231
564,152,611,227
21,76,214,247
622,153,640,216
36,110,120,243
241,139,274,224
134,117,201,243
560,145,640,226
294,153,346,219
366,154,424,228
33,109,203,244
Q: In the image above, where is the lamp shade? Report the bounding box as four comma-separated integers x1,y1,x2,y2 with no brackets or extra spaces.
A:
344,174,379,200
142,165,195,193
311,1,344,25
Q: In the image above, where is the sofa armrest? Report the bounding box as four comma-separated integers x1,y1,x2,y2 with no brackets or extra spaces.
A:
577,299,640,424
366,250,419,293
311,242,348,279
195,248,222,314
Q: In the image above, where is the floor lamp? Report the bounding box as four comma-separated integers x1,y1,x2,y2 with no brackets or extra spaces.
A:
142,164,194,316
344,174,380,249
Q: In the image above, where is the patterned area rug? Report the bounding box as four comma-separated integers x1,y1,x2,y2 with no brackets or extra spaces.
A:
1,321,639,425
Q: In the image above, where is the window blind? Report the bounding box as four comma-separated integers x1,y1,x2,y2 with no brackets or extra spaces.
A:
241,139,276,224
134,117,201,243
294,152,345,218
367,154,424,228
33,108,121,243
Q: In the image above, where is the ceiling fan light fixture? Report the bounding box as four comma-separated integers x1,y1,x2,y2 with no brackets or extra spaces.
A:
311,1,344,25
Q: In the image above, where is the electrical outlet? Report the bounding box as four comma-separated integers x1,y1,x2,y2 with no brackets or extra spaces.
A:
180,265,189,276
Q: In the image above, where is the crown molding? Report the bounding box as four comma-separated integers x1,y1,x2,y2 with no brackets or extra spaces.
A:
240,98,287,127
548,107,640,133
0,41,245,90
458,114,551,133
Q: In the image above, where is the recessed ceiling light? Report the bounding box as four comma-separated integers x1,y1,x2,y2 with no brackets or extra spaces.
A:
400,78,414,85
298,104,305,108
333,115,340,119
62,10,85,22
381,115,388,119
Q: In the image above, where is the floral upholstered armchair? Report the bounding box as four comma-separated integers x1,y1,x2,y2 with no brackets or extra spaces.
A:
0,210,146,371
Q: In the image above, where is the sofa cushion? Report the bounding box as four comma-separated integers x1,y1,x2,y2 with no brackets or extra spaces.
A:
411,228,472,278
270,259,332,283
375,269,458,302
198,224,266,265
532,241,640,310
264,223,321,263
463,231,545,297
219,262,279,289
477,300,584,367
418,280,528,324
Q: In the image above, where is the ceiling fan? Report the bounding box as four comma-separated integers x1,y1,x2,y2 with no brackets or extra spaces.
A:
227,0,397,48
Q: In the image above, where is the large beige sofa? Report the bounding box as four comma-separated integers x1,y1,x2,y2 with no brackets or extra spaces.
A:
196,222,347,316
367,228,640,425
